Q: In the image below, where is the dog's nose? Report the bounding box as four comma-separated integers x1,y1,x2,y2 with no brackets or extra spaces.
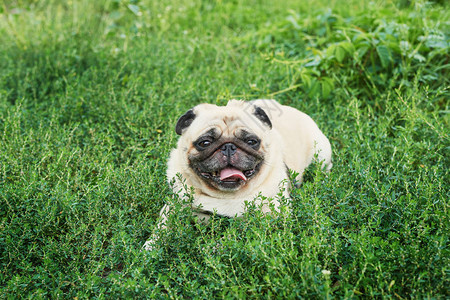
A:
221,143,237,157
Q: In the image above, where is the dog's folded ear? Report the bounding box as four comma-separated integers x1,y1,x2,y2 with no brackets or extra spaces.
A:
175,109,196,135
253,106,272,129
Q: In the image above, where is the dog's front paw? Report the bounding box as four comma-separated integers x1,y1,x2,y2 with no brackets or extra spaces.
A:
142,234,159,251
142,240,155,251
143,237,158,251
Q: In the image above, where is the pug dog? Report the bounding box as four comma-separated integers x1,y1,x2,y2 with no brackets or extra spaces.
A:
143,99,332,250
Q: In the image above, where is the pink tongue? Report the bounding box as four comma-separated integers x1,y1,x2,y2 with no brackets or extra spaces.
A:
220,168,247,181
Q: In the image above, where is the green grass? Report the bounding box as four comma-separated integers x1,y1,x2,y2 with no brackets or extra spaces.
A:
0,0,448,298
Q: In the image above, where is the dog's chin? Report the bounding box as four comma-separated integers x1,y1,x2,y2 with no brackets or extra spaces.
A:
194,162,262,192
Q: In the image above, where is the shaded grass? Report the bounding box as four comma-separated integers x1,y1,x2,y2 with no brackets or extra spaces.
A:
0,0,448,298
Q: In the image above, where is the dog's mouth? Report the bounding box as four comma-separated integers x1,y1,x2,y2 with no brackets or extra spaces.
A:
196,164,261,190
199,167,257,181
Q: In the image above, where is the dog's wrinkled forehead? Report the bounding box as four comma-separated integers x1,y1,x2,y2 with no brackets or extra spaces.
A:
197,114,247,135
197,102,267,133
175,100,272,137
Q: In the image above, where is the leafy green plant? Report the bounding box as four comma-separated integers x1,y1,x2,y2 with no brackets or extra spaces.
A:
257,2,449,102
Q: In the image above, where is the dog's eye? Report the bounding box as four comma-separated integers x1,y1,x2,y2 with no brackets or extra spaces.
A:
197,140,212,148
246,139,259,146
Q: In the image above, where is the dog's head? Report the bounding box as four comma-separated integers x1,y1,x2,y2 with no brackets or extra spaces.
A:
175,100,273,192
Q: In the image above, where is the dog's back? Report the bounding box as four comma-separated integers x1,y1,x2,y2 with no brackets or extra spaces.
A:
251,99,332,179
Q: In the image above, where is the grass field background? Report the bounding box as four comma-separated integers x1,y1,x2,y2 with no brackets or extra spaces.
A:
0,0,448,298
